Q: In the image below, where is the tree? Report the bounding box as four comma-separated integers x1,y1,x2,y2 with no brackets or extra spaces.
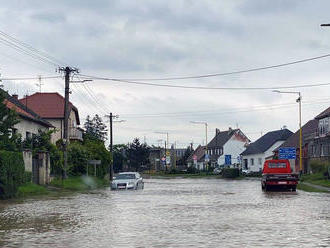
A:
83,114,108,142
113,144,128,173
127,138,150,172
0,91,20,151
178,146,194,166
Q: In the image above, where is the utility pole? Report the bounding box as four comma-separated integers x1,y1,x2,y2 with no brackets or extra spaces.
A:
105,113,121,181
59,66,79,179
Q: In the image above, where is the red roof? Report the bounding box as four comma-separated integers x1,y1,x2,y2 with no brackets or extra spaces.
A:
19,92,80,125
5,100,35,119
1,90,53,128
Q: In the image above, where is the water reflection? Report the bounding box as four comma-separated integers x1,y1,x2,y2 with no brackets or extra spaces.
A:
0,179,329,248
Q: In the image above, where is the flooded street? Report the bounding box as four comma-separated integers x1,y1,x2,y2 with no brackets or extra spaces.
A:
0,178,329,248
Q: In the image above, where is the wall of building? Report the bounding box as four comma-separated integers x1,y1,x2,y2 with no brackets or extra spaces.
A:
217,136,247,166
14,117,49,140
242,153,264,172
46,119,62,144
242,140,285,172
46,110,79,144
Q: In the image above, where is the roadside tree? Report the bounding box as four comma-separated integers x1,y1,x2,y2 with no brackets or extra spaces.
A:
127,138,150,171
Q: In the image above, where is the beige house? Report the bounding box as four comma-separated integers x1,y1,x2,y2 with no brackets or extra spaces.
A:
19,92,83,144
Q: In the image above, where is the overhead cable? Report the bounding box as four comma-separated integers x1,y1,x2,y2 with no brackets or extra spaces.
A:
80,74,330,90
82,53,330,81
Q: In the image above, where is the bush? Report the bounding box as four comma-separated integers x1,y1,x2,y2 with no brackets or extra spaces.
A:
23,171,32,183
0,150,25,199
67,142,90,176
223,168,240,178
310,160,329,174
187,166,198,174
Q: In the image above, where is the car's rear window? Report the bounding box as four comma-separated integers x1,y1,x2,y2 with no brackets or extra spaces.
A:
116,174,136,179
268,162,287,168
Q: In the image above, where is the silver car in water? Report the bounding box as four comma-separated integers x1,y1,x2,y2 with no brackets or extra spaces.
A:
111,172,144,190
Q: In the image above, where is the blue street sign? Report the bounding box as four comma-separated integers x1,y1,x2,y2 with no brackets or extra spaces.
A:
225,155,231,165
205,154,210,162
279,147,296,159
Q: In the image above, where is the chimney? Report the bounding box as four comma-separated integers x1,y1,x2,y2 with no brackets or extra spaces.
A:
216,128,220,135
12,94,18,100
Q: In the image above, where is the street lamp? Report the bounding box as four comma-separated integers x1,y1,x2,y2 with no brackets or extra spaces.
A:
273,90,302,173
190,121,208,169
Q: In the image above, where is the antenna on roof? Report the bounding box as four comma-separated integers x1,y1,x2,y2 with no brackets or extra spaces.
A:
36,75,44,93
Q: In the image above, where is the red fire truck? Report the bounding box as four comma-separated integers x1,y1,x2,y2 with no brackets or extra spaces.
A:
261,159,299,191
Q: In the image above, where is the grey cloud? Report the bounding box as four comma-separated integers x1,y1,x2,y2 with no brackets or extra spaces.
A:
31,12,66,23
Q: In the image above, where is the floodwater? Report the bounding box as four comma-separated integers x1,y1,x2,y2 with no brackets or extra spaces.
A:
0,178,329,248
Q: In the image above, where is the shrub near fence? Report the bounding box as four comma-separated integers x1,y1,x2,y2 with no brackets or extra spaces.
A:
0,150,25,199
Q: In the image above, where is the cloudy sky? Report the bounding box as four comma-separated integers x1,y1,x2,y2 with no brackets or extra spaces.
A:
1,0,330,148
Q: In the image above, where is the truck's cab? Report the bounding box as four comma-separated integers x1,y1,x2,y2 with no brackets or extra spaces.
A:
261,159,299,191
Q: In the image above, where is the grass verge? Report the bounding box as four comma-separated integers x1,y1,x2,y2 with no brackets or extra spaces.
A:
50,176,108,191
15,176,108,199
297,183,329,193
17,183,49,197
300,173,330,188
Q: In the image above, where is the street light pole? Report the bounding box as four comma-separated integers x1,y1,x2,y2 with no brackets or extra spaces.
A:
273,90,302,173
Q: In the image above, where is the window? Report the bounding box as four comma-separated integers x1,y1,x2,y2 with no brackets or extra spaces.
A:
26,132,31,139
250,158,254,166
258,158,262,165
268,162,287,168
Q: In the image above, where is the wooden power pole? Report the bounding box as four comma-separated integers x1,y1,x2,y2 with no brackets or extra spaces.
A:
59,66,78,179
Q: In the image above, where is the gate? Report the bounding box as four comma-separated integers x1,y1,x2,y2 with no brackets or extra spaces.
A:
32,159,41,184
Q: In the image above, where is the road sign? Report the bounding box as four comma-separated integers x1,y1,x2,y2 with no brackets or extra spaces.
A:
161,157,166,166
88,160,101,165
225,155,231,165
205,154,210,162
166,156,171,165
279,147,296,159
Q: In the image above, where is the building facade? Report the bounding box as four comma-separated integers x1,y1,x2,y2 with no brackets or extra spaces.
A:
241,129,293,172
19,92,82,143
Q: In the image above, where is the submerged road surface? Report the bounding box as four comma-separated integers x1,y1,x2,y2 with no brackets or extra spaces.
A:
0,178,329,248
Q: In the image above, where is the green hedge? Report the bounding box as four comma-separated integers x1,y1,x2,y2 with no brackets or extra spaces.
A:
223,168,240,178
310,160,330,174
0,150,25,199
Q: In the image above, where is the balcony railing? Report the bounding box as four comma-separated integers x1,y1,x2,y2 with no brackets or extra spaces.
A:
69,127,83,141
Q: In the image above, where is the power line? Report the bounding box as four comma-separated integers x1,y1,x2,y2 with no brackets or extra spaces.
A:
119,98,330,119
0,76,61,81
83,53,330,81
0,36,59,67
80,74,330,90
0,30,65,66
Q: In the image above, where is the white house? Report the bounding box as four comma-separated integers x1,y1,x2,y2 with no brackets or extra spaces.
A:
5,93,53,139
241,129,293,172
187,145,206,170
207,128,250,167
